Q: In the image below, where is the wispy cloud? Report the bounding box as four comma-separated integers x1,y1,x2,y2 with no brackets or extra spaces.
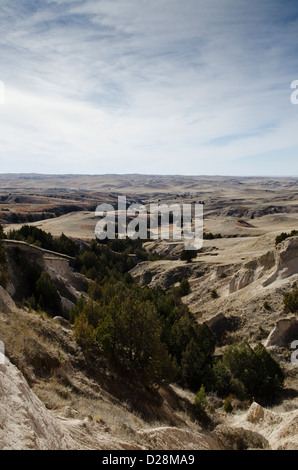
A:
0,0,298,175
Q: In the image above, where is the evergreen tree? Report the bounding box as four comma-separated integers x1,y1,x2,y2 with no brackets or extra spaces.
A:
35,272,61,315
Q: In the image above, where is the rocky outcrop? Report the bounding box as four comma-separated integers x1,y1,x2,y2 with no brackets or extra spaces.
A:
263,237,298,287
228,237,298,294
205,313,229,339
130,260,205,289
229,402,298,450
214,424,269,450
0,356,140,450
53,316,71,328
229,251,275,293
265,316,298,347
246,402,264,423
0,356,76,449
4,240,88,315
0,286,16,314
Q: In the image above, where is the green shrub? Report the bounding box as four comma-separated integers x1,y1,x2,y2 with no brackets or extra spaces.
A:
74,313,97,353
222,341,284,403
210,289,218,299
178,278,190,296
275,230,298,246
283,286,298,313
194,385,207,416
34,272,61,316
223,396,233,413
180,323,216,391
180,249,196,263
74,297,175,388
7,225,77,256
212,359,246,399
0,269,8,289
203,232,222,240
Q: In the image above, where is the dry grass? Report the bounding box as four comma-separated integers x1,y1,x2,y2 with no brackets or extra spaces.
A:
1,174,297,448
0,306,208,444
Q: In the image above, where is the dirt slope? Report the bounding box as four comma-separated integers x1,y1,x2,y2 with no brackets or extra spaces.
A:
0,353,225,450
0,356,140,450
228,402,298,450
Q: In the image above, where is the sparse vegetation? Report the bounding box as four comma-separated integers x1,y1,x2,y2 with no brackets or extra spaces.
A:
275,230,298,246
180,249,197,263
8,225,78,257
2,222,287,406
67,237,286,402
283,286,298,313
210,289,218,299
194,385,207,416
223,396,233,413
257,325,270,340
177,278,190,297
34,272,62,316
203,232,222,240
1,176,296,450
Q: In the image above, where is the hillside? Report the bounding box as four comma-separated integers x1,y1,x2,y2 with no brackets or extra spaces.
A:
0,175,297,450
1,288,297,450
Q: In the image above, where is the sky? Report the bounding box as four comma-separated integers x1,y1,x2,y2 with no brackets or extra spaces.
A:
0,0,298,176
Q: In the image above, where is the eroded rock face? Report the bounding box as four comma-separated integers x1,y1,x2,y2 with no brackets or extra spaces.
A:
0,357,76,450
130,260,205,289
4,240,88,315
228,401,298,450
265,316,298,347
246,402,264,424
53,315,71,328
214,424,269,450
0,357,143,450
229,251,275,293
263,237,298,287
0,356,227,451
227,237,298,293
0,286,16,314
277,237,298,277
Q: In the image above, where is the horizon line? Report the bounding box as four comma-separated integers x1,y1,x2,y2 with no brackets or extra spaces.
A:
0,172,297,179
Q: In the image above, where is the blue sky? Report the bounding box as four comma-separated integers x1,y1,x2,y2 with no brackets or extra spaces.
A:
0,0,298,176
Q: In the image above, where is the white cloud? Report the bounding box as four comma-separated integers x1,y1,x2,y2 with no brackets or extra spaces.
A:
0,0,297,174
